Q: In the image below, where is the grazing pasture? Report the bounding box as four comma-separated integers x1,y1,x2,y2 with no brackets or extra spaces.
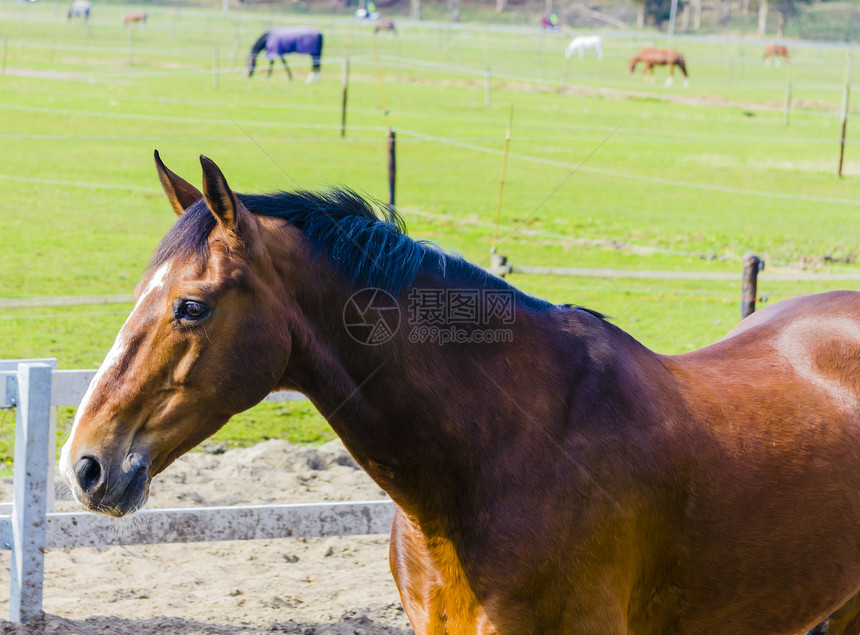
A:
0,1,858,467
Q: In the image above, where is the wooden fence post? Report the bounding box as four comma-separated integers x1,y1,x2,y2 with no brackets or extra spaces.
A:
741,254,763,319
341,57,349,138
784,80,791,127
387,128,396,206
490,253,511,278
838,83,850,178
491,107,514,252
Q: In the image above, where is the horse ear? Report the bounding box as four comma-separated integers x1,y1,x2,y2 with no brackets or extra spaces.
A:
199,155,240,232
154,150,203,216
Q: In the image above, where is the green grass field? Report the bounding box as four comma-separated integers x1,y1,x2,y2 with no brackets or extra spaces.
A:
0,0,858,467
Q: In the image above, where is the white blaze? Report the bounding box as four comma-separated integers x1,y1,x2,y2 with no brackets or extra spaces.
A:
59,262,171,491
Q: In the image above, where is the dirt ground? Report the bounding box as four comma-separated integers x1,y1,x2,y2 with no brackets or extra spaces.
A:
0,440,415,634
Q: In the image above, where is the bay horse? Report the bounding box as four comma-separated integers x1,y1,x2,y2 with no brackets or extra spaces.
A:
765,43,790,66
374,20,397,35
565,35,603,60
60,151,860,634
123,10,147,27
247,27,323,84
628,47,689,87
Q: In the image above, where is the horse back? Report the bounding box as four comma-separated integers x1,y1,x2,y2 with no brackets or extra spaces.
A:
673,290,860,436
657,290,860,631
123,10,146,24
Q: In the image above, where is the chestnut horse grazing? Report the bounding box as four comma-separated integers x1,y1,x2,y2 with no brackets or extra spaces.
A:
61,152,860,634
765,43,790,66
123,10,147,27
629,48,688,87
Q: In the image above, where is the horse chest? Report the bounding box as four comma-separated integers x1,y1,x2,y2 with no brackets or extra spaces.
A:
390,507,619,634
390,516,496,633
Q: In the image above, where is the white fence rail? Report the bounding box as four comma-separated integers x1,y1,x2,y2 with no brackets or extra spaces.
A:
0,359,395,624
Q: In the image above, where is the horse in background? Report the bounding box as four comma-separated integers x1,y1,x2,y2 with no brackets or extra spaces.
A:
628,48,688,87
565,35,603,60
247,27,323,84
764,43,790,66
123,10,147,27
374,20,397,35
67,0,90,21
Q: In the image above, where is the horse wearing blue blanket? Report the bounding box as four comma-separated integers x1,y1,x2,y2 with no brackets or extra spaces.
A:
247,27,323,83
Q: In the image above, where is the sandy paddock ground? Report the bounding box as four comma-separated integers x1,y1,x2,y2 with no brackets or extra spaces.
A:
0,440,415,634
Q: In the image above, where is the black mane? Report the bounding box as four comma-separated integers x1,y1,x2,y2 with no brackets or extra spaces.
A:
149,189,555,311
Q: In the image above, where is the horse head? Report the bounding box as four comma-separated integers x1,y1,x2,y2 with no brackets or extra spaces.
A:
59,152,294,516
246,31,269,78
565,40,576,59
674,54,688,78
627,55,639,74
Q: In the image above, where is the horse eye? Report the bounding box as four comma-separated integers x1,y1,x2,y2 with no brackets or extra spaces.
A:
174,299,209,322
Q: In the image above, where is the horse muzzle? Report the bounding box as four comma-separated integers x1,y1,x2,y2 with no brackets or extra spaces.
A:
65,451,151,517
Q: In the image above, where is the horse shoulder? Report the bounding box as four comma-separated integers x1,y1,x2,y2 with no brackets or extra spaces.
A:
390,503,643,634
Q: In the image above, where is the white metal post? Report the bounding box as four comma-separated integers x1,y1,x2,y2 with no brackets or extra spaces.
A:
668,0,679,35
9,363,52,623
0,358,57,513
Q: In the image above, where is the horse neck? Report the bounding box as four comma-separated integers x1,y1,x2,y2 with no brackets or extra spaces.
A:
268,233,590,522
250,32,268,56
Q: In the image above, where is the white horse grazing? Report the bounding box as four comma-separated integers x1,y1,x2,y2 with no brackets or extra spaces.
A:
565,35,603,60
67,0,91,20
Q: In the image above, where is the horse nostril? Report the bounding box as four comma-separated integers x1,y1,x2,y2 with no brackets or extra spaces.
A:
74,456,105,495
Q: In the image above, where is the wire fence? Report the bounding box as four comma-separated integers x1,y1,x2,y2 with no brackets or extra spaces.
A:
0,6,858,307
1,119,856,207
